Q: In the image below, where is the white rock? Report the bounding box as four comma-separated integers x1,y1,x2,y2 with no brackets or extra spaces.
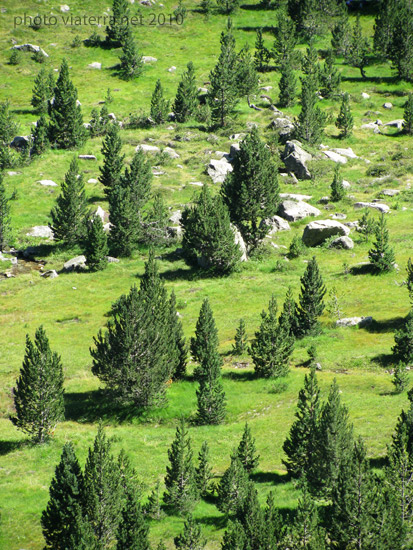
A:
169,210,182,225
323,150,347,164
88,62,102,69
383,102,393,109
88,178,98,184
380,189,400,197
277,200,321,222
38,179,58,187
207,158,233,184
282,140,312,180
12,44,49,57
260,86,272,91
142,56,157,63
280,193,312,201
7,171,20,176
384,119,404,130
329,236,354,249
336,316,373,328
188,181,203,187
198,87,208,94
168,66,176,72
108,113,116,120
41,269,59,279
94,206,106,221
26,226,54,238
342,180,351,189
163,146,180,159
331,213,347,220
361,92,370,99
354,202,390,213
302,220,350,247
60,4,70,12
136,144,160,153
332,147,357,159
231,224,248,262
260,215,291,235
63,255,87,271
78,154,96,160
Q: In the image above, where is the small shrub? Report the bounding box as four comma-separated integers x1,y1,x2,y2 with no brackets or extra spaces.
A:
9,50,21,65
33,50,46,64
392,362,409,394
366,164,388,178
288,235,304,258
86,30,101,47
269,379,288,394
70,35,82,48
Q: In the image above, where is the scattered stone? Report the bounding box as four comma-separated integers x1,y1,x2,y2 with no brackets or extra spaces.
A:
269,117,294,141
361,122,381,133
231,224,248,262
60,4,70,11
336,316,373,328
361,92,370,99
318,196,330,204
94,206,107,222
260,86,272,91
198,87,208,94
88,62,101,69
323,150,347,164
26,226,54,239
188,181,203,187
302,219,350,247
142,56,157,63
168,66,176,72
282,140,312,180
280,193,312,201
12,44,49,57
137,144,160,153
63,255,87,272
342,180,351,189
383,102,393,109
41,269,59,279
7,171,21,176
332,147,357,159
163,146,180,159
106,256,120,263
207,158,233,184
169,210,182,225
329,236,354,249
103,223,112,233
88,178,98,184
354,202,390,213
229,143,240,158
78,154,97,160
380,189,400,197
260,215,291,235
344,221,359,228
384,119,404,130
277,200,321,222
331,213,347,220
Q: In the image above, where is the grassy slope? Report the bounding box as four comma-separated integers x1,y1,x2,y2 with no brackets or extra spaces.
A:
0,0,413,548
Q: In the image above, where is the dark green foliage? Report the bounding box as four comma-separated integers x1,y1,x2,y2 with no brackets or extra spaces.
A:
168,291,187,380
272,14,297,65
368,213,395,273
278,61,297,107
288,0,324,38
191,298,221,374
294,77,327,145
221,520,247,550
209,26,239,127
123,148,152,209
216,0,239,14
31,67,54,114
116,492,149,550
0,172,11,250
144,480,163,520
143,192,170,246
89,105,111,138
287,485,326,549
236,482,263,548
332,9,351,55
237,423,259,473
236,44,259,103
250,295,294,378
288,235,304,259
174,515,206,550
345,14,370,79
254,28,270,71
262,492,286,548
196,376,226,425
319,49,341,98
295,257,326,337
119,28,143,80
150,80,170,125
181,184,241,274
50,157,88,246
301,41,320,89
403,93,413,135
407,258,413,304
48,59,86,149
283,367,321,482
217,453,249,516
195,441,213,497
393,312,413,365
335,92,353,138
32,114,49,156
84,215,109,272
200,0,212,17
0,100,19,147
221,127,279,249
84,423,123,549
232,319,248,356
174,0,187,22
279,287,299,337
357,209,376,241
9,49,21,65
106,0,130,45
33,49,47,63
108,178,140,257
173,62,198,123
393,362,409,394
99,123,125,198
10,326,64,444
330,165,345,202
163,419,199,515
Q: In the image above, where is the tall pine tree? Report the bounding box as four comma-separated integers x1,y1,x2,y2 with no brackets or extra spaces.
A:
336,92,353,138
150,80,170,125
173,62,198,123
368,213,395,273
294,77,327,145
84,214,109,272
106,0,130,46
237,422,259,474
0,172,11,250
31,67,54,114
119,28,143,80
295,257,326,337
99,123,125,198
174,515,206,550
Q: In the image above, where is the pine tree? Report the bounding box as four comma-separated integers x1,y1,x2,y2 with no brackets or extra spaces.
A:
319,49,341,98
108,178,140,257
150,80,170,125
254,28,270,71
144,480,163,520
272,14,297,65
302,41,320,90
237,423,259,474
330,165,345,202
407,258,413,304
232,319,248,356
217,453,249,516
278,61,297,108
83,423,124,549
221,127,279,249
262,492,286,549
200,0,212,18
393,362,409,394
335,92,353,138
32,114,49,156
288,0,324,39
294,76,327,145
250,295,294,378
174,515,206,550
393,312,413,365
116,492,150,550
119,28,143,80
345,14,370,79
208,25,239,127
216,0,239,14
190,298,221,374
287,485,326,549
0,172,11,251
181,184,241,274
235,44,259,105
10,326,64,444
279,286,299,337
84,215,109,272
295,257,326,337
99,123,125,198
403,93,413,135
9,49,21,65
384,0,413,81
123,148,152,209
195,441,213,497
196,376,226,425
283,367,321,482
142,192,170,246
236,481,263,548
163,419,199,515
221,520,247,550
0,100,19,149
106,0,130,46
331,9,351,56
368,213,395,273
31,67,54,114
169,291,187,380
49,157,88,246
173,62,198,123
48,59,86,149
41,443,87,550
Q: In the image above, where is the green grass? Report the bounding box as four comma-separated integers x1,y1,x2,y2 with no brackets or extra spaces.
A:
0,1,413,548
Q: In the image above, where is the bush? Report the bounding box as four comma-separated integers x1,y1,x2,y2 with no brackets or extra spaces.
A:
288,236,304,258
70,36,82,48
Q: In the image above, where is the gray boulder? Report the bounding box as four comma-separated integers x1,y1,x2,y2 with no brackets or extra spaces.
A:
329,236,354,249
26,226,54,239
280,193,312,201
323,150,347,164
354,202,390,213
41,269,59,279
229,143,240,159
106,256,120,263
282,141,312,180
336,316,373,328
383,102,393,109
12,44,49,57
137,144,160,153
88,62,102,69
302,219,350,247
207,158,233,184
380,189,400,197
163,146,180,159
269,117,294,141
278,200,321,222
78,154,96,160
142,56,157,63
231,224,248,262
63,255,87,272
260,215,291,235
384,119,404,130
38,179,57,187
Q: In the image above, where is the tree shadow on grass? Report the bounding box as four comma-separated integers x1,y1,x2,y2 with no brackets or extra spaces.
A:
196,514,227,529
364,316,405,333
369,456,388,470
222,370,256,382
237,25,274,33
250,471,290,485
350,263,375,276
0,439,27,456
18,242,66,259
341,75,396,84
64,390,146,423
371,353,395,369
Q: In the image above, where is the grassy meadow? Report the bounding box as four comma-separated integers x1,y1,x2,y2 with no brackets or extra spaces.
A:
0,0,413,548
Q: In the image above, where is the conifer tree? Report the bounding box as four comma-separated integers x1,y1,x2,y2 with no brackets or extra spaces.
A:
330,165,345,202
144,480,163,520
163,419,199,515
108,178,140,257
49,157,88,246
236,481,263,548
294,77,327,145
392,362,409,394
288,0,323,39
221,127,279,249
173,62,198,123
279,287,299,337
0,172,11,251
196,376,226,425
393,312,413,365
216,0,239,14
116,492,149,550
174,515,206,550
10,326,64,444
119,28,143,80
190,298,221,374
295,257,326,337
99,123,125,198
169,291,187,380
48,59,86,149
345,14,370,79
262,492,286,549
335,92,353,138
106,0,130,45
403,93,413,135
142,192,170,246
331,9,351,56
0,100,18,148
278,61,297,108
283,367,321,482
84,423,124,549
250,295,294,378
195,441,213,497
368,213,395,273
272,14,297,65
383,0,413,81
122,148,152,209
254,28,270,71
407,258,413,304
221,520,247,550
319,49,341,98
32,114,49,156
237,423,259,474
9,50,21,66
150,80,170,125
302,41,320,90
236,45,259,105
41,443,87,550
84,215,109,272
287,485,326,549
232,319,248,356
217,453,249,516
181,184,241,274
31,67,54,114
